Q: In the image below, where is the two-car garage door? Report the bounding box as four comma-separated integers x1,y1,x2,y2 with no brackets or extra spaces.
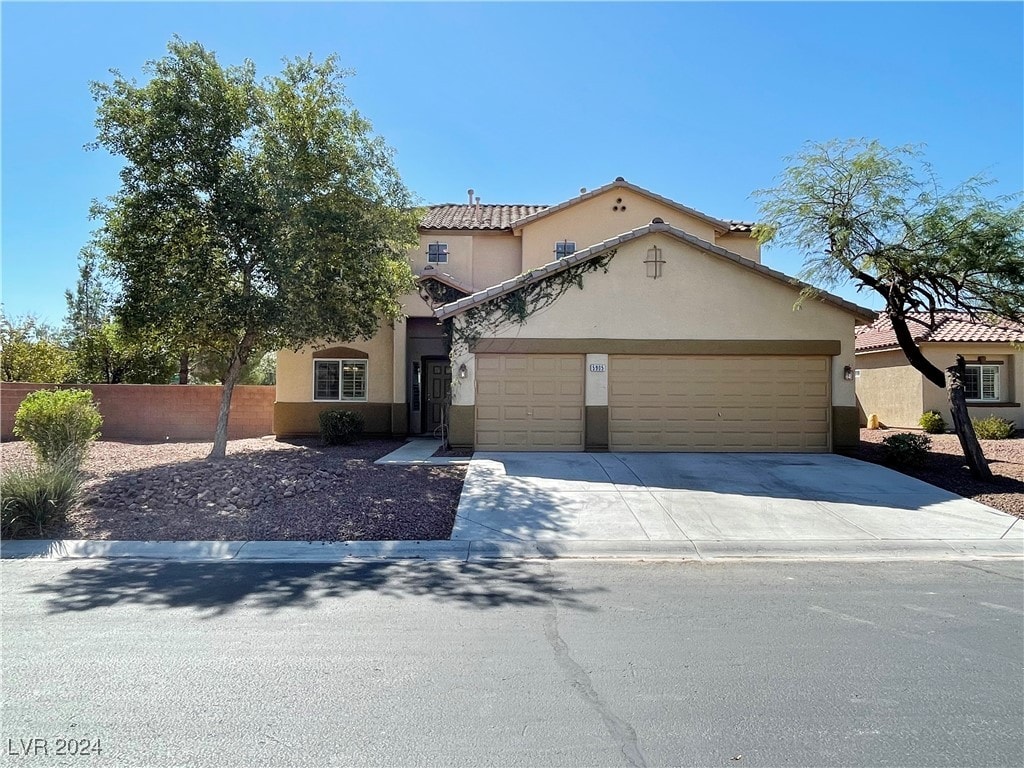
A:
474,353,830,452
608,355,830,451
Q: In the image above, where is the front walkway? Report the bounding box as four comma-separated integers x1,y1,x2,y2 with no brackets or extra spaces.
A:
373,438,471,466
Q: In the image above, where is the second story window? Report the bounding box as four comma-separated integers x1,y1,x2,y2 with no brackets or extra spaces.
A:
554,240,576,259
427,242,448,263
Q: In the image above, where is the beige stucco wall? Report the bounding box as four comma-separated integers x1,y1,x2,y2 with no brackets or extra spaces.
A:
854,349,924,428
276,322,396,404
518,190,722,272
469,231,523,290
409,230,524,295
855,343,1022,429
451,232,859,410
400,288,434,318
715,231,761,263
409,233,475,288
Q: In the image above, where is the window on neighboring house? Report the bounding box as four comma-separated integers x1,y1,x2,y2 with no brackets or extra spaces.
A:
427,242,448,263
554,240,576,259
314,359,368,401
963,364,1000,402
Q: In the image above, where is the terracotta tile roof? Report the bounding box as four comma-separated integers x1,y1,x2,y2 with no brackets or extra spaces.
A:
855,312,1024,352
420,204,547,231
434,220,875,322
418,180,755,233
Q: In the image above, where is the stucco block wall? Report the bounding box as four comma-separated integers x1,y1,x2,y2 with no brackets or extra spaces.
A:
276,323,396,405
451,233,858,414
1,383,274,442
854,350,925,428
858,343,1022,429
519,190,722,271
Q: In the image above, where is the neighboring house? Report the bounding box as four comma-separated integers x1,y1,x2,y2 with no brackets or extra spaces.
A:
276,178,875,452
855,313,1024,430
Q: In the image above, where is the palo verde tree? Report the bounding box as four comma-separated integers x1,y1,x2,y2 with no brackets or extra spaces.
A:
754,139,1024,480
89,38,418,458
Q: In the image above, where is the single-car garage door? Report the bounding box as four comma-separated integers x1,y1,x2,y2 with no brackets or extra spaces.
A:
475,354,584,451
609,355,830,452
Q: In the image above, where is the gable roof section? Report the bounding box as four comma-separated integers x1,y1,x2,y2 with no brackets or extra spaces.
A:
415,267,473,295
420,204,547,231
855,312,1024,352
434,220,875,322
506,178,736,234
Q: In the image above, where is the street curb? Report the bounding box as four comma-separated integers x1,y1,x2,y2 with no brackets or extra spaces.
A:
2,538,1021,563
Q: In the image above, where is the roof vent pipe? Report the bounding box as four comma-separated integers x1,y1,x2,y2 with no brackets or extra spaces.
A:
467,188,474,205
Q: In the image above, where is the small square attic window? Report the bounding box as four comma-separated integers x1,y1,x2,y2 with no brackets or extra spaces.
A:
554,240,576,259
427,242,448,263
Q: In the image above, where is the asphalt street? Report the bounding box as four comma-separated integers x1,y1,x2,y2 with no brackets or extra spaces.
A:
1,558,1022,767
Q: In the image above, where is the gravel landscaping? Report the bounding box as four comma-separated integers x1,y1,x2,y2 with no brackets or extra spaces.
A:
842,428,1024,518
1,438,466,541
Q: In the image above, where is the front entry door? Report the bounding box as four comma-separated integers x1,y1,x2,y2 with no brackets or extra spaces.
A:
424,359,452,435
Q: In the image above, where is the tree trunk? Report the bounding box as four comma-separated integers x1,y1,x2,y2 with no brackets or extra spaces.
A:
945,355,993,481
888,313,992,478
178,353,189,384
208,356,244,460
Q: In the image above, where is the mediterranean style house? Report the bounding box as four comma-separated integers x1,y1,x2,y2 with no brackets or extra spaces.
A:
275,178,875,452
855,313,1024,430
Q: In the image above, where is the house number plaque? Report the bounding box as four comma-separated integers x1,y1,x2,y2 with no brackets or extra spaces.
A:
589,363,607,373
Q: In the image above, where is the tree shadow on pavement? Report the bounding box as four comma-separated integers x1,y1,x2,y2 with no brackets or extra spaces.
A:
25,559,603,617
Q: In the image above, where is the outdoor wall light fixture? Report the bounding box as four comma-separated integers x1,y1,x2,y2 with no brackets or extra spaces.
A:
843,365,854,381
458,363,468,379
644,244,664,279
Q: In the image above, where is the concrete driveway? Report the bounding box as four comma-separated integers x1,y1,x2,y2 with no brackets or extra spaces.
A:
451,453,1022,555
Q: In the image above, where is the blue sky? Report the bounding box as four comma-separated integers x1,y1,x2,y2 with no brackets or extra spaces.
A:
3,1,1022,325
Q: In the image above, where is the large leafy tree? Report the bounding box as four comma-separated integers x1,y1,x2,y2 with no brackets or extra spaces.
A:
90,39,418,458
755,139,1024,479
64,248,179,384
0,313,76,383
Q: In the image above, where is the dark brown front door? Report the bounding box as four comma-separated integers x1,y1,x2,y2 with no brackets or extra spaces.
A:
424,359,452,435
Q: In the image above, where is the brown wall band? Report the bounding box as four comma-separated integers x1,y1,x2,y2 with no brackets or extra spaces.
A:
471,338,842,356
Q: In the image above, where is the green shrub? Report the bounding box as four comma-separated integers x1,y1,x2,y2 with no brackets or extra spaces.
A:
918,410,946,434
318,409,364,445
1,458,82,538
12,388,102,469
881,432,931,467
972,415,1016,440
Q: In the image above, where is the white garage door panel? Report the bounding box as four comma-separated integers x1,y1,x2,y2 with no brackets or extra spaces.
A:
610,355,830,452
475,354,585,451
